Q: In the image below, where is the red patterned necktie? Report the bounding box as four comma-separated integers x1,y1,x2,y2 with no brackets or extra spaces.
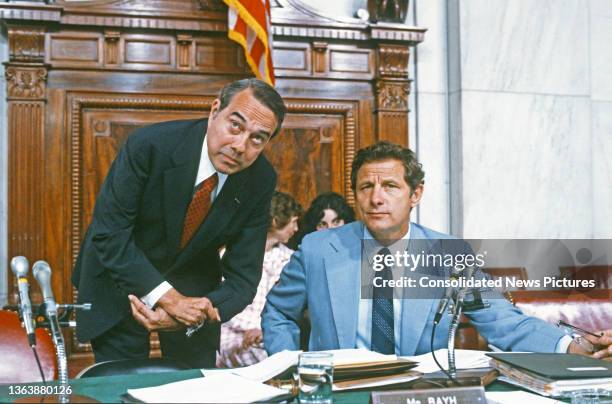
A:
180,173,218,249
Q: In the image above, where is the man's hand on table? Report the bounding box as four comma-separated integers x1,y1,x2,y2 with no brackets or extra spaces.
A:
568,329,612,361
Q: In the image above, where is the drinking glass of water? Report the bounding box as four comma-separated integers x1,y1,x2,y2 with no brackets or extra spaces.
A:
297,352,333,403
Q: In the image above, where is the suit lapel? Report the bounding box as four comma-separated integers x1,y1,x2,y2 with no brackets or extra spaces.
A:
400,223,436,355
324,224,363,349
163,120,206,257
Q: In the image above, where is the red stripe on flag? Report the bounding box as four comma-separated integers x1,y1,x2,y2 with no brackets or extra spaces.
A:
224,0,275,84
251,39,264,62
237,0,267,29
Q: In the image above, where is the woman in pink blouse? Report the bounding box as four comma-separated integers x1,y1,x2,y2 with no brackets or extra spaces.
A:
217,191,303,368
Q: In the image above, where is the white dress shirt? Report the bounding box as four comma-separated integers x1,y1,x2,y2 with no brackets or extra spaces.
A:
141,136,228,308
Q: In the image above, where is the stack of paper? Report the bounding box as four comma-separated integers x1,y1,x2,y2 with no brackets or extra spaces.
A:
203,349,420,392
329,349,419,390
401,349,491,374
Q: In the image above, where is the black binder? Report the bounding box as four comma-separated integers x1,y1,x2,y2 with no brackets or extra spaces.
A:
486,353,612,379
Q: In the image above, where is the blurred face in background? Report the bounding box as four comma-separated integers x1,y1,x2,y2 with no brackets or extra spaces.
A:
316,209,345,231
271,216,299,244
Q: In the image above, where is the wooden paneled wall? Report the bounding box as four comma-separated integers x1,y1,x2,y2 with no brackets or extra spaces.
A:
1,0,424,374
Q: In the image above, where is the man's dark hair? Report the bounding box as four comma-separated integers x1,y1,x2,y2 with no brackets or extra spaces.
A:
350,141,425,191
270,191,303,230
218,78,287,137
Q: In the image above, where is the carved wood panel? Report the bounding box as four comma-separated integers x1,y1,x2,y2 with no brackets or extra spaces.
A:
265,101,357,208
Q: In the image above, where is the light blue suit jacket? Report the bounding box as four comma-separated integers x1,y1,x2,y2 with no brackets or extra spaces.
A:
262,221,566,355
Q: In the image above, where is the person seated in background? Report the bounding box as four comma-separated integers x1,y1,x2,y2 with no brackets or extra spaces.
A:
216,191,303,368
288,192,355,250
262,141,612,360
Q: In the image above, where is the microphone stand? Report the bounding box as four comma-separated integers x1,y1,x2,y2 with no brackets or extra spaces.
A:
14,303,96,404
49,304,92,403
429,268,492,388
447,286,466,379
48,311,69,404
440,286,491,387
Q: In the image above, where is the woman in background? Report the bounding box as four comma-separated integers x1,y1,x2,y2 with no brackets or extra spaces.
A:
217,191,303,368
289,192,355,249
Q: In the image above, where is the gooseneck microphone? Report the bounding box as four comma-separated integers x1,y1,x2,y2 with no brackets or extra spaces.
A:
33,260,69,390
10,256,36,346
33,260,57,316
433,268,462,325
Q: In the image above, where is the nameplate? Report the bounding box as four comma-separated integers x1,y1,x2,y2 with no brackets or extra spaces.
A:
370,386,486,404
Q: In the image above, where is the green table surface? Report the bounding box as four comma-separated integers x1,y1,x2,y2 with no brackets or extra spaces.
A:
0,370,525,403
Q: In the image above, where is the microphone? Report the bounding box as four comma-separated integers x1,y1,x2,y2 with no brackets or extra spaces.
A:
10,256,36,346
433,268,462,325
33,260,57,317
33,260,69,390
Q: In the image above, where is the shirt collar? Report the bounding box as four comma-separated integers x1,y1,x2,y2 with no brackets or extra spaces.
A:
363,222,411,241
196,134,228,191
363,222,411,265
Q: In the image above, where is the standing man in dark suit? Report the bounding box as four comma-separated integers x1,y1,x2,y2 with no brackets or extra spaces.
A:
71,78,286,368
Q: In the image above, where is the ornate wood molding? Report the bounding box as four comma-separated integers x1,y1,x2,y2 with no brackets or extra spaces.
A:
177,34,193,70
0,4,62,23
369,22,425,42
7,26,46,63
1,1,425,44
5,65,48,100
375,80,409,111
7,100,45,304
372,43,411,143
378,44,409,78
104,30,121,65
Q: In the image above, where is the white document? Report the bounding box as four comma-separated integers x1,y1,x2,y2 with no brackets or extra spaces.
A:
126,373,287,403
232,350,301,382
201,350,300,382
485,391,563,404
323,348,397,366
401,349,491,374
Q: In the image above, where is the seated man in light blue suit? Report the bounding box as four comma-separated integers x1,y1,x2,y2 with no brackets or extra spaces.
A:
262,141,612,358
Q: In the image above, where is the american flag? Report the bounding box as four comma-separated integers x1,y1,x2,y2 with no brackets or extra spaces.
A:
223,0,275,85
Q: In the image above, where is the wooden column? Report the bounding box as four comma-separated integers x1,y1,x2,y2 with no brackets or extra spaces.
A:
374,43,411,147
5,25,48,303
